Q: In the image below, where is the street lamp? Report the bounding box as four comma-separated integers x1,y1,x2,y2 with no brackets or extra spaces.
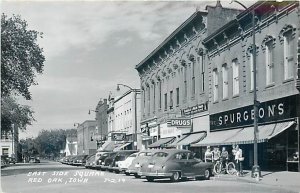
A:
116,83,139,150
230,0,261,178
88,109,98,115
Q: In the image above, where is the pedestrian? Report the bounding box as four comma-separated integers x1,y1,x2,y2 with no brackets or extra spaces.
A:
212,147,221,165
234,145,244,176
204,146,213,163
221,147,229,170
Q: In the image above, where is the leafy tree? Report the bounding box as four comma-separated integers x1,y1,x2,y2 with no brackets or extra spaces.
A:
1,96,35,133
1,13,45,100
1,14,45,132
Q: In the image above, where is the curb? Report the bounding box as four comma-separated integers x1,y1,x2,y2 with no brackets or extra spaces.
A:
211,175,258,184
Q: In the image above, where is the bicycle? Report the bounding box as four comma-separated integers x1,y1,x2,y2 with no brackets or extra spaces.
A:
213,159,236,175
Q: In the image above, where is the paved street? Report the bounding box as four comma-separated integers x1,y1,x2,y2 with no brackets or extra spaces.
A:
1,160,297,193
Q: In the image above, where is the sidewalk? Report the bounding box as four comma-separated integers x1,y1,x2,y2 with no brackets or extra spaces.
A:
212,170,300,192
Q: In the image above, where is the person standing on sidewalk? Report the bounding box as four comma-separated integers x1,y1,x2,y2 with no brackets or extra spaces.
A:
204,146,213,163
235,145,244,176
221,147,229,170
212,147,221,165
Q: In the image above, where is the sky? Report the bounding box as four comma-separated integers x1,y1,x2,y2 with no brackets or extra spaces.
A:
2,0,255,139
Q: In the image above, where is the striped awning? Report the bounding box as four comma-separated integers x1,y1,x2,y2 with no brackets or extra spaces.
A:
176,132,207,146
167,134,189,147
113,142,132,151
192,121,295,147
148,137,175,148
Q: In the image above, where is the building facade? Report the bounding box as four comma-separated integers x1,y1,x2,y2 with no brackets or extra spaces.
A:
135,3,241,151
94,99,108,148
107,92,115,140
193,1,300,172
113,89,141,150
0,124,19,161
77,120,97,155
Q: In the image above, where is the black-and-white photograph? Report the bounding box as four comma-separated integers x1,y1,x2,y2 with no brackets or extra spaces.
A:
1,0,300,193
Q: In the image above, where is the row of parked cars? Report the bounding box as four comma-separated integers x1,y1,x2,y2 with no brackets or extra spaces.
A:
60,149,214,182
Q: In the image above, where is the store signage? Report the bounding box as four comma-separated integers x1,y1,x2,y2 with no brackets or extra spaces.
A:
210,95,298,131
168,118,192,127
181,103,208,116
111,133,126,141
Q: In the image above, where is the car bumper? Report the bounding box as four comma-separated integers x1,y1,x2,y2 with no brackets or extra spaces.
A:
126,169,137,174
138,172,172,178
73,163,83,166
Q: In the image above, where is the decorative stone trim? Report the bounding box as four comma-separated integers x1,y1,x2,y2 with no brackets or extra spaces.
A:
279,24,296,43
246,44,259,58
261,35,276,52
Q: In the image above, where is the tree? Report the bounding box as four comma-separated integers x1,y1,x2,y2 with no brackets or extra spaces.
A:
1,96,35,133
1,14,45,132
1,14,45,100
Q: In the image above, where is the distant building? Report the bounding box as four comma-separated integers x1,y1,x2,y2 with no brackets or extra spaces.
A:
107,92,115,139
0,124,19,161
94,99,108,149
113,89,142,150
77,120,97,155
63,136,77,156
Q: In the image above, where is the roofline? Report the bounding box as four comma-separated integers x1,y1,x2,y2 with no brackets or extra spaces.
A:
114,89,142,103
135,11,207,70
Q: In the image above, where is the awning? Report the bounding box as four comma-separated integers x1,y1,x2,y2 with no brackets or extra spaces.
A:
192,129,240,147
192,121,295,147
167,134,189,147
98,141,115,151
223,121,296,145
148,137,175,148
176,132,207,146
114,142,132,151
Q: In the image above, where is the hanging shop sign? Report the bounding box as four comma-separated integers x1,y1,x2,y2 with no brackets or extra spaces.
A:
181,103,208,116
111,132,126,141
167,118,192,127
210,95,298,131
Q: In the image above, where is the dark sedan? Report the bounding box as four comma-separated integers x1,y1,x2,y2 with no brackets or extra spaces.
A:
72,155,88,166
99,152,118,171
138,149,213,182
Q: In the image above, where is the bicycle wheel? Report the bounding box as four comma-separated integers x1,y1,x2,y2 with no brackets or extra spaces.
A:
226,162,236,175
213,162,222,175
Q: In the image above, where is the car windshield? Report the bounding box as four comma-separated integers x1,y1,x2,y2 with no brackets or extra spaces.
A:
129,154,137,158
153,152,168,157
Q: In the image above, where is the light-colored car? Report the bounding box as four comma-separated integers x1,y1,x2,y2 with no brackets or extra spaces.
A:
85,155,96,169
138,149,213,182
126,150,157,178
117,153,138,174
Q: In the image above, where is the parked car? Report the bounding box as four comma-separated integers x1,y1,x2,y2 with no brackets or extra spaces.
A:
4,156,16,164
118,152,138,174
61,155,72,164
29,157,40,163
85,154,96,169
110,150,138,173
126,150,158,178
67,155,78,165
73,155,89,166
138,149,213,182
100,152,118,171
1,156,8,168
95,152,117,170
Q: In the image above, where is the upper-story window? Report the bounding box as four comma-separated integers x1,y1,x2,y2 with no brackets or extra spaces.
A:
170,90,173,109
200,55,205,93
232,59,239,96
249,51,254,91
176,87,180,106
191,61,195,96
222,63,228,99
153,83,155,112
142,88,145,114
147,85,150,114
284,31,294,80
184,66,187,101
158,80,162,109
265,41,274,85
164,93,168,111
213,68,218,102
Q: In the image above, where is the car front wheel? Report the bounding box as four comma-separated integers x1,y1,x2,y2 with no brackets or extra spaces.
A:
204,169,211,180
146,176,154,182
170,172,180,182
134,174,141,178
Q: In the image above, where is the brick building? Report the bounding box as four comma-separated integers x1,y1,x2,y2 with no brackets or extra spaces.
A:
192,1,300,172
94,99,108,149
135,2,241,151
77,120,97,155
